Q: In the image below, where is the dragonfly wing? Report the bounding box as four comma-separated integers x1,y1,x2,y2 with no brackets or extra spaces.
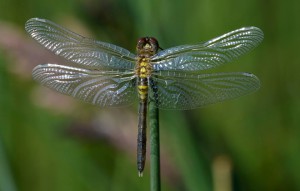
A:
33,64,137,107
25,18,136,70
150,72,260,110
151,27,263,71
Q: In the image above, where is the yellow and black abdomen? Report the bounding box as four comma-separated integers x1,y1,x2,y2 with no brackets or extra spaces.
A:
137,78,148,101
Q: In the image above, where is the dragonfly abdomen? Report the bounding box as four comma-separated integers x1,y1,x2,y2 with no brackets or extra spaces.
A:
137,77,149,176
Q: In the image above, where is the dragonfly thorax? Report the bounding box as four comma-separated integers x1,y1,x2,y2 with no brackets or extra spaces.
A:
136,57,152,78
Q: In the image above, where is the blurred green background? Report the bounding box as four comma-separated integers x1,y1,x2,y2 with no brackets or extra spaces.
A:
0,0,299,191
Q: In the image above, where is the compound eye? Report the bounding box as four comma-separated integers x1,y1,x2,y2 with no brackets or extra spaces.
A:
137,37,145,43
137,37,146,44
137,37,147,49
149,37,158,46
148,37,159,52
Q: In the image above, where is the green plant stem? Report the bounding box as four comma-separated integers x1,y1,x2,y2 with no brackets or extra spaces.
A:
149,100,161,191
0,139,17,191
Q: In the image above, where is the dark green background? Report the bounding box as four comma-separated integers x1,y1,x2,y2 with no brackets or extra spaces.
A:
0,0,299,190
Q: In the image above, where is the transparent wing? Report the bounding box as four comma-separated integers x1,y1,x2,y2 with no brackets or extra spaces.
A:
150,71,260,110
32,64,137,107
151,27,263,72
25,18,136,70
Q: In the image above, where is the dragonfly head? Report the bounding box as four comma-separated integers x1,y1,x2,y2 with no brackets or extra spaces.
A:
136,37,160,56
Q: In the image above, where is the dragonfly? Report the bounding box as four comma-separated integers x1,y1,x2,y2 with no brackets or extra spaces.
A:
25,18,263,176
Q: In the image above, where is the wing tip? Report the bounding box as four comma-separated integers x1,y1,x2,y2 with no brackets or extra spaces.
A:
242,72,261,91
232,26,264,44
243,26,264,44
25,18,40,35
26,17,50,25
32,63,56,79
25,18,55,37
25,17,46,28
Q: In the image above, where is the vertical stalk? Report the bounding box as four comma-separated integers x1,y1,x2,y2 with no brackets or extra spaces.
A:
149,100,161,191
0,139,17,191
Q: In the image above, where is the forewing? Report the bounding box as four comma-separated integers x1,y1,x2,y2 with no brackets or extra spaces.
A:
32,64,137,107
150,72,260,109
151,27,263,71
25,18,136,70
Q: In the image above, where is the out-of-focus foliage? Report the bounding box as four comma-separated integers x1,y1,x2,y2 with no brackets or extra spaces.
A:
0,0,299,190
